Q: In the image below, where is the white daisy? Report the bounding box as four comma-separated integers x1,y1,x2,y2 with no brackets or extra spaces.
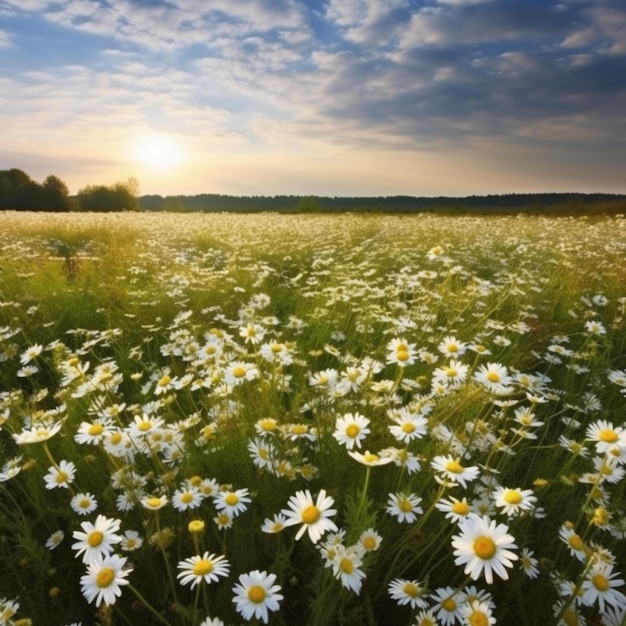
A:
232,570,283,624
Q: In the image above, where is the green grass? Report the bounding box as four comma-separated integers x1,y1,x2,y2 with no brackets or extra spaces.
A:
1,210,626,626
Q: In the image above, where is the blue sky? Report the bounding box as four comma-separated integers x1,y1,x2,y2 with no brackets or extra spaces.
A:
1,0,625,197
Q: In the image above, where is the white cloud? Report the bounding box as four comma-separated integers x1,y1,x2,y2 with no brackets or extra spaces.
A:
0,29,11,47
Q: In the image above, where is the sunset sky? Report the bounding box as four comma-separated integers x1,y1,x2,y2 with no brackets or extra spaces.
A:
1,0,625,197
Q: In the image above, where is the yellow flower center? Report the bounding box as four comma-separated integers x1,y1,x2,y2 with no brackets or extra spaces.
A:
396,349,410,362
271,343,283,353
362,536,377,550
88,530,104,547
568,534,584,551
345,424,360,438
445,460,463,474
402,422,416,433
363,453,378,463
403,582,419,597
442,597,457,611
562,608,579,626
446,344,459,353
468,609,489,626
301,505,321,525
193,559,213,576
158,375,171,387
592,573,610,592
446,368,458,377
96,567,115,588
55,471,68,484
138,420,152,432
232,366,247,378
109,432,122,444
248,584,266,604
473,536,497,560
452,501,470,515
290,424,308,435
188,520,205,534
146,497,162,508
181,492,194,504
259,419,277,431
225,493,239,506
598,429,618,443
340,557,354,574
88,423,104,436
503,490,523,504
79,498,91,509
486,371,501,383
399,499,413,513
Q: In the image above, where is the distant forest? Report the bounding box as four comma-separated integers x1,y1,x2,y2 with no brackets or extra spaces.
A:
141,192,626,215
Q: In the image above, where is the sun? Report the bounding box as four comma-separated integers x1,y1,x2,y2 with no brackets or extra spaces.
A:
129,132,186,172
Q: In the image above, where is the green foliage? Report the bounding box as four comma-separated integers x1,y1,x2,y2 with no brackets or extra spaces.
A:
0,168,71,211
77,178,139,212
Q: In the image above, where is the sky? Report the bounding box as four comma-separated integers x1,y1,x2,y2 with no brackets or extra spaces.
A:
1,0,626,198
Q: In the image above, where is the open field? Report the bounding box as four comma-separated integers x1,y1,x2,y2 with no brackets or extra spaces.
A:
1,210,626,626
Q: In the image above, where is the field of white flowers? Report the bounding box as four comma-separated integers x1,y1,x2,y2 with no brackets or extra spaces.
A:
1,210,625,626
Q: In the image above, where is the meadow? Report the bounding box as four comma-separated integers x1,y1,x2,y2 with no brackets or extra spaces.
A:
1,210,625,626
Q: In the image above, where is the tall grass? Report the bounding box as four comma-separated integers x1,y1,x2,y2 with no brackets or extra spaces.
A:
1,210,625,626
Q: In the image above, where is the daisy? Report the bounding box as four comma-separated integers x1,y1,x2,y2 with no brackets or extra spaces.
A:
387,407,428,443
248,437,278,470
224,361,259,386
13,420,63,444
176,552,230,589
388,577,429,609
141,495,168,511
80,553,132,607
386,492,423,523
213,488,251,517
460,599,495,626
519,547,540,579
586,420,626,454
431,455,480,489
232,570,283,624
72,514,122,563
333,412,371,450
347,450,395,467
20,345,43,364
451,514,518,584
437,335,467,357
71,492,98,516
432,359,469,389
74,418,115,445
358,528,382,552
0,597,19,623
281,489,338,543
44,459,76,490
473,362,513,394
199,618,225,626
46,530,64,551
120,530,143,552
332,545,366,594
429,586,462,626
580,563,626,613
436,496,472,524
493,486,537,517
386,337,417,367
261,513,288,534
413,608,440,626
559,523,588,562
172,486,203,511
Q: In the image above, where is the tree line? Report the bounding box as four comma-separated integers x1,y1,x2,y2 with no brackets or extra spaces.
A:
0,168,139,211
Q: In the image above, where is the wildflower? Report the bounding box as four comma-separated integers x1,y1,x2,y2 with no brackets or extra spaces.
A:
80,553,132,607
214,488,251,517
213,512,233,530
387,407,428,443
72,515,122,563
580,563,626,613
44,459,76,490
460,599,495,626
46,530,64,550
141,495,168,511
493,486,537,517
559,523,588,562
432,359,469,388
239,322,265,345
386,492,423,523
386,337,417,366
473,362,513,393
281,489,338,543
347,449,395,466
429,586,462,626
261,513,287,534
13,421,63,444
431,455,480,488
255,417,279,436
586,420,626,454
0,597,19,623
436,496,472,524
75,418,115,445
70,492,98,516
451,514,518,584
332,545,366,593
172,486,203,511
519,547,540,579
438,335,467,357
248,437,278,470
120,530,143,552
177,552,230,589
333,412,371,450
224,361,259,386
585,319,606,335
388,578,429,609
232,570,283,624
413,608,440,626
358,528,382,552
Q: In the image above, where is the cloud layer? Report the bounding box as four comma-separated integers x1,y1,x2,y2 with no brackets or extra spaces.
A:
1,0,625,195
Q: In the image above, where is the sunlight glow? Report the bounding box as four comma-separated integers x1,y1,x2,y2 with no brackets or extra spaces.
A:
129,133,186,172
